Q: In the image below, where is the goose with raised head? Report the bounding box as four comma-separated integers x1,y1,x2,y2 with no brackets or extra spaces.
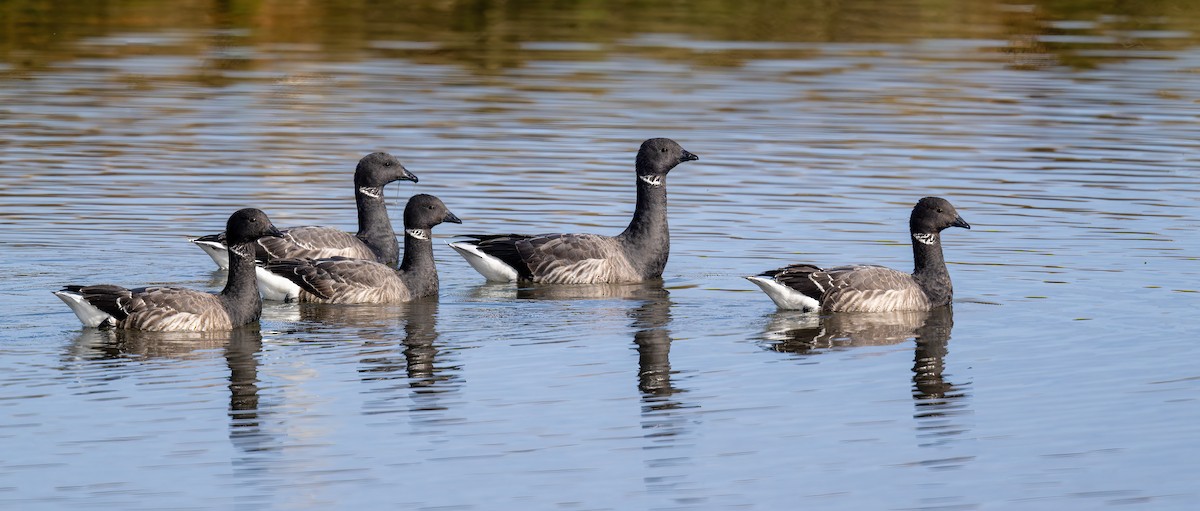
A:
747,197,971,313
55,208,284,331
449,138,698,284
190,152,417,269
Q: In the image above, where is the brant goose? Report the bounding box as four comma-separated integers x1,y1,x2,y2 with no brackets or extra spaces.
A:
747,197,970,312
190,152,417,269
449,138,698,284
55,208,284,331
259,194,461,303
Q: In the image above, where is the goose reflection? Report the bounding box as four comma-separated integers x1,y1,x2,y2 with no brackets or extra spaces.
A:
64,327,278,465
396,298,442,387
67,326,243,360
909,307,971,453
291,298,460,420
627,288,678,401
223,328,263,426
761,306,972,464
511,282,670,302
625,284,697,492
761,309,932,355
291,299,448,383
221,327,279,464
510,282,683,399
507,282,693,490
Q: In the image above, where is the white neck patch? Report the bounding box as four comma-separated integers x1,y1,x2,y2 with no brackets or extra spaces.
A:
230,243,256,260
639,175,664,187
912,233,938,245
358,186,383,199
405,229,429,240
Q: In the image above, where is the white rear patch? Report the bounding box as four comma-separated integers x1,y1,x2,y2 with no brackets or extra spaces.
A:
448,242,518,282
639,175,664,187
746,276,821,311
54,291,115,327
912,233,937,245
256,266,301,302
405,229,429,240
191,238,231,269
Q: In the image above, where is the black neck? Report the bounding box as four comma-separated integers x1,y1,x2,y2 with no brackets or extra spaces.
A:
618,177,670,275
399,232,439,296
911,232,953,307
220,242,264,326
355,187,400,266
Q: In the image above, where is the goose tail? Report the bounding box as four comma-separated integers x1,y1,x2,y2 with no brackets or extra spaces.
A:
745,275,820,311
448,241,519,282
190,236,230,269
53,289,115,328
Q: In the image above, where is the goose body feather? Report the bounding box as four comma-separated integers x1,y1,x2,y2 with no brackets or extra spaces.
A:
751,265,930,313
264,257,412,304
192,227,377,269
56,285,237,331
454,233,640,285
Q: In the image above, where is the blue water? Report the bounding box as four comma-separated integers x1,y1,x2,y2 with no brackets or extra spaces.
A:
1,3,1198,509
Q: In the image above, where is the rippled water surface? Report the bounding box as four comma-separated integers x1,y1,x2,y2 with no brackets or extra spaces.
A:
2,1,1199,509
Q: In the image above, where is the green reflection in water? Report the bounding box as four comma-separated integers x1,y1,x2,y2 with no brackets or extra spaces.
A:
1,0,1198,75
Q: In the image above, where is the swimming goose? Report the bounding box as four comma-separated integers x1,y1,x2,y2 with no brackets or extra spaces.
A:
55,208,284,331
259,194,461,303
747,197,970,312
449,137,698,284
190,152,417,269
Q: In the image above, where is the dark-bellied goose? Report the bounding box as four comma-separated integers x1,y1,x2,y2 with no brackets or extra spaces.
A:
448,138,698,284
55,208,284,331
190,152,417,269
747,197,970,312
259,194,461,303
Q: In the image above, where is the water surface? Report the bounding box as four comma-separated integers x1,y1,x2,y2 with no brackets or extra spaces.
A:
1,1,1198,509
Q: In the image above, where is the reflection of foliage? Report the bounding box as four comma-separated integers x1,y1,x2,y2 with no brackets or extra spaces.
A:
2,0,1199,74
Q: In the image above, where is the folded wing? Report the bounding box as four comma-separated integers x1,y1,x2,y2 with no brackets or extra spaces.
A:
483,233,638,284
816,265,929,313
257,227,376,261
263,257,408,303
69,284,232,331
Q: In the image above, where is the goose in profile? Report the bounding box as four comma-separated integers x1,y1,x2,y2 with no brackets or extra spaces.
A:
259,194,461,303
747,197,970,312
55,208,284,331
448,137,698,284
190,152,417,269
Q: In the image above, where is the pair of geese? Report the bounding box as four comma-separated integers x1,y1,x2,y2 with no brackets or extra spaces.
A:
54,138,970,332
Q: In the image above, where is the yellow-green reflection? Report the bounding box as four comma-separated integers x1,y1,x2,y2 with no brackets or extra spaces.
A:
2,0,1199,77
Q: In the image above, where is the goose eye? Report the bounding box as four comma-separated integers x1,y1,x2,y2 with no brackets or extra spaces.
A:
660,147,667,153
936,208,944,213
384,162,392,167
